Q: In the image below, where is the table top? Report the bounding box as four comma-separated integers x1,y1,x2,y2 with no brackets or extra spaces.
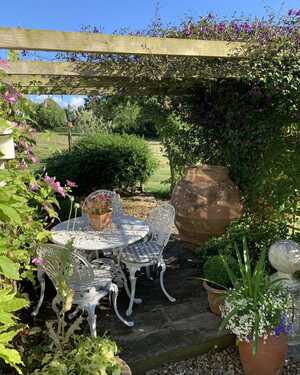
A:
51,214,149,251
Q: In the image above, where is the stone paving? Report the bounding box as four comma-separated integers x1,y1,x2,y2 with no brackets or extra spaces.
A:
94,238,234,374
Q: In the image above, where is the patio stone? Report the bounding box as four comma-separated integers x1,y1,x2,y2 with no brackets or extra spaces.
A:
95,238,234,374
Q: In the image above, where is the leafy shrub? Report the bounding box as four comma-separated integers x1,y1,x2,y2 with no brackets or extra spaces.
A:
196,215,289,272
36,99,67,130
203,255,239,289
34,336,121,375
45,133,157,196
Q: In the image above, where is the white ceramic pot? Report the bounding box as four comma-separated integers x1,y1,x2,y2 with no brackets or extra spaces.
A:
0,128,15,160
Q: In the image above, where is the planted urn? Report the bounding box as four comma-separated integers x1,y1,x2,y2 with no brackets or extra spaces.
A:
202,254,239,315
83,193,113,231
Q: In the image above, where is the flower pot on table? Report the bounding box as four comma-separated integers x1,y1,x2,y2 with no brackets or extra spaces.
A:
239,333,288,375
87,209,112,231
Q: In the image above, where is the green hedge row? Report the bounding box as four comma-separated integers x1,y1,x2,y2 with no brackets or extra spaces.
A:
45,133,157,196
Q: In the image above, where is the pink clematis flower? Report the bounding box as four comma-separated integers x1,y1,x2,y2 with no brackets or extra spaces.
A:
44,175,66,197
66,180,77,188
0,59,9,71
32,257,47,266
29,182,39,192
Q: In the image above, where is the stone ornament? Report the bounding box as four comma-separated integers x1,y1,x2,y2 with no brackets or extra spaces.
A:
269,240,300,277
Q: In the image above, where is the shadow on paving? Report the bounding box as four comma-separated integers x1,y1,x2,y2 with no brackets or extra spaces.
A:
94,238,234,374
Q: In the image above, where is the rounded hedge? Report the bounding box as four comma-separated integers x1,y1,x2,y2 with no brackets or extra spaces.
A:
45,133,157,196
203,255,239,289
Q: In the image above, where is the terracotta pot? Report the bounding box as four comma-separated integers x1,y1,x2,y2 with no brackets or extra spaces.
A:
239,333,288,375
203,281,225,315
118,358,132,375
87,210,112,231
171,165,243,245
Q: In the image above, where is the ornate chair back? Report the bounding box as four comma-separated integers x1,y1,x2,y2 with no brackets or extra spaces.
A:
36,244,94,290
146,203,175,254
82,190,123,219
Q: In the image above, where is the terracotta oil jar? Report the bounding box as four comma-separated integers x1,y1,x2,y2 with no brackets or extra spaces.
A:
171,165,243,245
239,334,288,375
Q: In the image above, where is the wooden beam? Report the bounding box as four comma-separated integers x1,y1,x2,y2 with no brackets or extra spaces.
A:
6,61,146,78
0,27,246,57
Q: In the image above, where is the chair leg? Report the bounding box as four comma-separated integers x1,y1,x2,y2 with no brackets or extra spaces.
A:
110,284,134,327
68,306,81,320
146,265,153,280
32,270,45,317
86,304,97,337
126,266,139,316
120,266,142,304
160,261,176,303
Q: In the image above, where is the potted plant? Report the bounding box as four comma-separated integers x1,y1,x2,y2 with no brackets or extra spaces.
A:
83,193,113,231
219,237,293,375
202,254,239,315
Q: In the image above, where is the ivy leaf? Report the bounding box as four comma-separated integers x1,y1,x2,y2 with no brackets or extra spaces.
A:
0,203,22,224
0,256,20,280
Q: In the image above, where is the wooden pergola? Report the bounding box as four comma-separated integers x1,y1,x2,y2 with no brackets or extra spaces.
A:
0,27,246,95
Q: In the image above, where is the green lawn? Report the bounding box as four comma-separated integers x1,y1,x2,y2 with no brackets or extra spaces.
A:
34,131,170,195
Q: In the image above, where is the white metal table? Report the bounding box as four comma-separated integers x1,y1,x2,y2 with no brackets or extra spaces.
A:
51,214,149,252
51,214,149,303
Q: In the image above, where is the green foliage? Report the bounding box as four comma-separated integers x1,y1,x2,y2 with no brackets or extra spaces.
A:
36,99,67,130
203,255,239,289
85,96,159,138
219,238,292,355
73,108,112,135
0,289,28,374
196,215,289,271
36,336,121,375
45,132,157,196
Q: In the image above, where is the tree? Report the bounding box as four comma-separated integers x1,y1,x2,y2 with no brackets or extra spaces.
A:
36,98,67,130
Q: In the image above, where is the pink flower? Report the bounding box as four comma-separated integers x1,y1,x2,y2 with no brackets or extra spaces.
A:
0,59,9,71
29,182,39,192
28,154,39,164
32,257,47,266
52,181,65,197
2,84,21,104
44,175,66,197
66,180,77,188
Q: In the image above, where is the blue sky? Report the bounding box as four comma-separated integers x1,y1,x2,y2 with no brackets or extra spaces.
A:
2,0,298,107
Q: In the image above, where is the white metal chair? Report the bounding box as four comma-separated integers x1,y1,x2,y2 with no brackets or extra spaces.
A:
82,190,123,220
120,203,176,316
32,244,133,337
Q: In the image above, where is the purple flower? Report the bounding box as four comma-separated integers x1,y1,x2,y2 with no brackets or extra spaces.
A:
29,182,39,192
242,22,252,33
66,180,77,188
217,22,226,33
275,316,293,336
183,21,194,37
32,257,47,266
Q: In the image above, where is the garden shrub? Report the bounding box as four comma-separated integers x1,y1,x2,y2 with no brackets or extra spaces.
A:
196,215,289,273
45,132,157,196
203,255,239,289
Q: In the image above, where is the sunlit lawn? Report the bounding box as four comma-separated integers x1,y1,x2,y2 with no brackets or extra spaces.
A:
34,131,170,194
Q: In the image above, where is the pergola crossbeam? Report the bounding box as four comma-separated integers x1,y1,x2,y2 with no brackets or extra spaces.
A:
0,27,246,57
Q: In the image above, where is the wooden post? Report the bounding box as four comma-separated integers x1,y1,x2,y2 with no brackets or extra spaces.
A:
67,122,73,152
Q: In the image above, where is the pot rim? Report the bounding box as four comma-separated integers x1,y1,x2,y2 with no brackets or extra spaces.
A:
203,280,226,294
186,165,229,173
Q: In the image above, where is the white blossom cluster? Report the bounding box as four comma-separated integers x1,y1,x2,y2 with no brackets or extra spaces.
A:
220,286,293,342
